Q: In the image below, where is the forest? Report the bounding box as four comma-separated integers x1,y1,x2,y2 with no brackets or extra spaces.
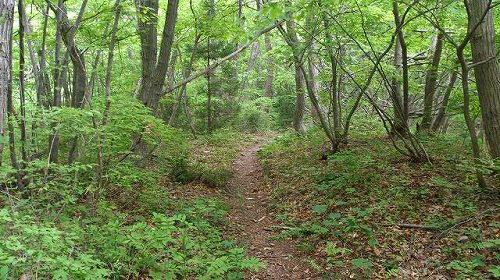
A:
0,0,499,279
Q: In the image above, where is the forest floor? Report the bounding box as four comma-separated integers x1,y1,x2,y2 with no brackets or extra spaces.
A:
178,130,498,279
224,141,318,280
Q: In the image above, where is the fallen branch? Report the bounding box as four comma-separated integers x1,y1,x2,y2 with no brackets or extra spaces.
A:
435,207,499,240
382,223,440,231
264,225,296,232
169,21,283,92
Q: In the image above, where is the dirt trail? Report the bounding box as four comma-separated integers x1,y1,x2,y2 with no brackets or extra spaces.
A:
226,142,318,280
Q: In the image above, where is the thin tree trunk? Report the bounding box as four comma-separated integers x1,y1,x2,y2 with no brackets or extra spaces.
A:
432,69,458,133
18,0,28,165
308,53,322,122
38,4,51,107
183,96,197,137
392,1,409,134
169,35,200,126
458,46,487,188
207,36,213,133
206,0,215,133
89,50,103,97
390,37,406,135
166,50,178,93
90,0,122,216
321,9,342,138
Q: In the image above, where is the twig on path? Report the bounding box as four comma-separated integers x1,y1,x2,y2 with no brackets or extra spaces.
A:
253,216,267,223
264,225,296,231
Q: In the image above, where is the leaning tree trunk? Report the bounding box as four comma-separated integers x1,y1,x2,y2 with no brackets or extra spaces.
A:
242,42,260,90
59,5,89,109
468,0,500,159
432,69,458,133
169,35,200,126
420,32,444,133
0,0,15,166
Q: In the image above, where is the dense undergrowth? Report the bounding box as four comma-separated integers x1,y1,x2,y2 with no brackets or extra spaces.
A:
258,124,499,279
172,129,256,188
0,98,263,279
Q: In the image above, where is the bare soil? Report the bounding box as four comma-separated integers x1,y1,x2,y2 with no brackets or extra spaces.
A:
225,142,319,280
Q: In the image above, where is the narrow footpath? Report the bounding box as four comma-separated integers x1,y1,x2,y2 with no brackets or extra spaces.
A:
225,142,318,280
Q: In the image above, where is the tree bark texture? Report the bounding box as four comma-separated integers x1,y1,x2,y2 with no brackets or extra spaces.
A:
0,0,15,165
468,0,500,158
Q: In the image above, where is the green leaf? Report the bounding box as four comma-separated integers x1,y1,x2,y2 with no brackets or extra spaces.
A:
489,266,500,278
312,205,328,215
0,266,9,279
351,258,372,269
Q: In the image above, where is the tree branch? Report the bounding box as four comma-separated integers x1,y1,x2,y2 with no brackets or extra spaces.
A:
168,22,282,92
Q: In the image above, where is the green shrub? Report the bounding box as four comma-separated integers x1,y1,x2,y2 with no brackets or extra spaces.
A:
237,97,275,132
273,95,295,128
0,200,263,279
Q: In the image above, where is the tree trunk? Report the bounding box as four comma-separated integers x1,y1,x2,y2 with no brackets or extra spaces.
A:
242,42,260,90
458,44,487,188
308,53,322,122
169,35,200,126
420,32,444,132
286,21,306,134
468,0,500,159
392,1,410,134
48,0,65,164
390,37,406,135
57,0,89,164
321,9,342,138
53,0,89,109
135,0,179,114
432,69,458,133
0,0,15,166
2,0,21,186
38,4,51,108
262,34,274,97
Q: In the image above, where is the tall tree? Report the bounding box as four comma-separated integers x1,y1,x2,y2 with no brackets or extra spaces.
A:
467,0,500,158
262,34,274,97
285,20,306,134
48,0,65,164
0,0,15,165
18,0,28,164
391,1,410,135
135,0,179,114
